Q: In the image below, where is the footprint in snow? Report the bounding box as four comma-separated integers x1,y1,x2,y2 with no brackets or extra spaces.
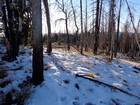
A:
60,97,66,102
73,101,80,105
85,102,95,105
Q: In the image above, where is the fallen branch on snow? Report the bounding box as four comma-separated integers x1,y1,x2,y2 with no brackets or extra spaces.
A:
133,66,140,71
51,54,140,99
76,74,140,99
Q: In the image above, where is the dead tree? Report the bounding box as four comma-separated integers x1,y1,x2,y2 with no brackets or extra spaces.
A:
84,0,88,51
114,0,122,57
4,0,19,61
32,0,44,85
107,0,116,60
93,0,100,55
70,0,79,48
125,0,140,52
55,0,70,50
80,0,84,54
43,0,52,54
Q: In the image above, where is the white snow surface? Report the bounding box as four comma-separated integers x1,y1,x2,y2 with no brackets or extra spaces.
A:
0,47,140,105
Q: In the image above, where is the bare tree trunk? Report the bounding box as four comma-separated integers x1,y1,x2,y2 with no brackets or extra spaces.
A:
80,0,83,54
43,0,52,54
70,0,79,48
93,0,100,55
98,0,103,32
107,4,111,55
2,5,11,56
84,0,88,51
2,6,9,40
91,2,95,51
32,0,43,85
114,0,122,57
65,12,70,50
110,0,115,60
125,0,140,51
107,0,115,60
55,0,70,50
5,0,19,61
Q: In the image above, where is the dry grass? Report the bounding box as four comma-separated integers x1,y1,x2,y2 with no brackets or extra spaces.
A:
52,43,96,56
103,56,112,63
87,73,95,78
85,66,92,69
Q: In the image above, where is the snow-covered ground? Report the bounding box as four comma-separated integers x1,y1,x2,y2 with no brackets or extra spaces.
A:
0,46,140,105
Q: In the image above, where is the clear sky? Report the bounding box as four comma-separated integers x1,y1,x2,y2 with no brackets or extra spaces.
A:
42,0,140,34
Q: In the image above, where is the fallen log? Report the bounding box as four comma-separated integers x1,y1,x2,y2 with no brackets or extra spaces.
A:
76,74,140,99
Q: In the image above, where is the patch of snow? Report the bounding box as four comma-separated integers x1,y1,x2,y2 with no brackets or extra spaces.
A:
0,46,140,105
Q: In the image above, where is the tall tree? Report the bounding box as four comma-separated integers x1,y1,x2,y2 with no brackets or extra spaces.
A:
32,0,43,85
93,0,100,55
114,0,122,57
84,0,88,51
55,0,70,50
80,0,83,54
5,0,19,61
70,0,79,48
43,0,52,55
109,0,115,60
125,0,140,51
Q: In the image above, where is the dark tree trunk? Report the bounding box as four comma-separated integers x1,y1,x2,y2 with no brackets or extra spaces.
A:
80,0,83,54
114,0,122,57
5,0,19,61
24,12,30,46
93,0,100,55
65,13,70,51
110,0,115,60
2,5,11,57
84,0,88,51
32,0,44,85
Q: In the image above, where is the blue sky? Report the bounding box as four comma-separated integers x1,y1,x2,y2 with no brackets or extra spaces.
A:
42,0,140,33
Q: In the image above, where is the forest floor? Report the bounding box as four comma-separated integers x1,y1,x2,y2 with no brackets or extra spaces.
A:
0,44,140,105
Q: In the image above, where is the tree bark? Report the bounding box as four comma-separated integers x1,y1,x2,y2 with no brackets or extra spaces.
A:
43,0,52,54
5,0,19,61
32,0,44,85
80,0,83,54
114,0,122,57
125,0,140,51
65,12,70,50
70,0,79,48
93,0,100,55
84,0,88,51
110,0,115,60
